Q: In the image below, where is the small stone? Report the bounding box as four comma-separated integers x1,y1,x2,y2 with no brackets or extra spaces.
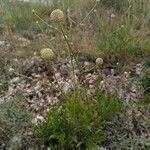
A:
18,37,30,47
36,115,44,121
35,74,42,80
111,69,115,75
84,61,91,66
63,82,72,93
89,79,94,84
89,84,94,89
85,73,92,80
10,77,21,84
55,72,61,80
0,40,5,46
87,89,95,97
27,131,33,136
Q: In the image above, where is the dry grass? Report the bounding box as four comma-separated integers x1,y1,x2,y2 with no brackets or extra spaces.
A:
0,0,149,149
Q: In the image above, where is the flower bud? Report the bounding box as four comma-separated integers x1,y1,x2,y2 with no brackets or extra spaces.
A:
40,48,54,60
95,58,103,65
50,9,64,23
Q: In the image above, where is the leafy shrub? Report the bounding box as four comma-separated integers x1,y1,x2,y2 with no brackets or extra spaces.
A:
35,87,122,149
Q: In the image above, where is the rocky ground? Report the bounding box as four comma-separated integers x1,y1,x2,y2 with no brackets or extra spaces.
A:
0,34,149,149
0,35,144,121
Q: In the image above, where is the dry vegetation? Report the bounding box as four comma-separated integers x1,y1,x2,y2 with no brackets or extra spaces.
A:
0,0,150,149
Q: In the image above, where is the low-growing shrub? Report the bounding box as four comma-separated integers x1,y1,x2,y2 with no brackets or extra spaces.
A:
35,87,122,149
0,92,32,149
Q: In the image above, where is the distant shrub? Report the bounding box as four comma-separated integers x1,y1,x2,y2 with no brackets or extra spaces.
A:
101,0,129,12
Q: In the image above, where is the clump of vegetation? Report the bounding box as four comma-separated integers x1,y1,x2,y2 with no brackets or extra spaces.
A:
35,87,122,149
34,8,121,148
0,0,149,149
0,92,33,149
141,59,150,103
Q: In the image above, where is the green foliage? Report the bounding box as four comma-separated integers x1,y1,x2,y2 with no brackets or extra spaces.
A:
103,101,150,149
0,0,52,32
99,25,137,61
101,0,129,12
143,60,150,94
35,88,122,149
141,60,150,103
0,93,32,148
0,80,8,94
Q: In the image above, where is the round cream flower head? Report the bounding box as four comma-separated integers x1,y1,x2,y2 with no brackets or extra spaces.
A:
50,9,64,23
40,48,54,60
95,58,103,65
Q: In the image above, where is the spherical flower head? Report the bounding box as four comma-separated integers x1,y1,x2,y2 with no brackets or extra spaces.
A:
50,9,64,23
95,58,103,65
40,48,54,61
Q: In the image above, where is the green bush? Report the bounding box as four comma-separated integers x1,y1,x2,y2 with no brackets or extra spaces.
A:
35,87,122,149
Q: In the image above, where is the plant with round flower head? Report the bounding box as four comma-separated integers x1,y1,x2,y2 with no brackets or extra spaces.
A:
95,58,103,65
40,48,54,61
50,9,64,24
50,9,80,77
40,48,63,91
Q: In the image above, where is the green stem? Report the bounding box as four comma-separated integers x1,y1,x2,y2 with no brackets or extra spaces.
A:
77,2,98,27
33,12,62,34
50,62,62,92
81,65,97,74
60,26,80,70
14,72,33,80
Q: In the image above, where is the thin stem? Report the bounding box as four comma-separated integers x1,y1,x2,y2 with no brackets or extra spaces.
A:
36,22,56,49
81,65,97,74
0,127,10,139
76,2,98,27
33,12,62,34
51,62,62,92
60,26,80,70
14,72,33,80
